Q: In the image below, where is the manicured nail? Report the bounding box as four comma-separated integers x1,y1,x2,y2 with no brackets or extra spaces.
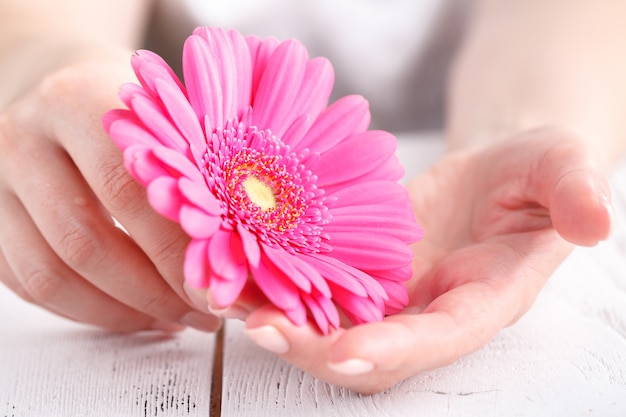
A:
328,358,375,375
180,311,222,333
209,304,250,320
599,193,615,239
183,283,210,312
244,325,290,354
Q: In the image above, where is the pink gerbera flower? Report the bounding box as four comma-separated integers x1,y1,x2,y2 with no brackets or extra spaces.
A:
103,27,422,334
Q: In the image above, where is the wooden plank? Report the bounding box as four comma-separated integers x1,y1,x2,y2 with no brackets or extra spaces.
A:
0,293,217,417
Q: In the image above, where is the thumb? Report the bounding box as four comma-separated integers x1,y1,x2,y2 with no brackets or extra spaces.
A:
526,130,614,246
550,168,613,246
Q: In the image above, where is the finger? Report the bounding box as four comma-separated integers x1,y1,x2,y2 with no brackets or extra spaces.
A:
520,129,613,246
38,61,196,305
550,169,613,246
0,190,175,332
326,233,573,392
5,138,218,332
0,245,35,304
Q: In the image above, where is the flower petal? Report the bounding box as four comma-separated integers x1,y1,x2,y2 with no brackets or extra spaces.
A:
210,275,247,308
325,206,422,243
180,204,221,239
301,255,367,297
184,239,211,288
294,95,370,154
326,180,410,207
132,49,186,99
105,111,161,150
262,246,312,294
208,229,248,281
251,252,301,310
246,34,281,103
330,283,384,325
155,78,206,160
314,130,397,187
326,232,413,271
251,39,308,138
183,35,226,131
146,176,183,221
123,146,164,185
237,224,261,267
178,177,222,215
128,93,189,152
284,302,308,327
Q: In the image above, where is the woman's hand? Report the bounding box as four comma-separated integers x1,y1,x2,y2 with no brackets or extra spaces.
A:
241,128,613,394
0,53,221,333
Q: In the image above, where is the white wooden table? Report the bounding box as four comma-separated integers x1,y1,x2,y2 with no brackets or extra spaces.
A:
2,135,626,417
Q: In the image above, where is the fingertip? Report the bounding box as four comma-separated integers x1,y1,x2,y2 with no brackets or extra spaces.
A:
551,171,613,246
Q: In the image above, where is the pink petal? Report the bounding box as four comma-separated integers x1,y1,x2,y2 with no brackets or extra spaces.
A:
284,302,308,327
106,112,161,150
124,146,170,185
314,130,397,187
236,224,261,267
301,292,340,334
180,204,221,239
375,277,410,315
154,78,206,159
277,57,334,146
301,255,367,297
246,35,281,103
289,254,332,298
327,180,409,207
325,207,422,243
294,95,370,154
146,176,183,221
302,293,330,334
251,39,308,138
251,253,301,310
129,94,189,151
210,275,248,308
331,283,384,325
308,254,388,300
152,146,203,181
326,232,413,271
183,35,226,131
208,229,248,281
262,246,312,293
184,239,211,288
178,177,221,215
191,28,238,120
132,49,186,99
118,82,149,108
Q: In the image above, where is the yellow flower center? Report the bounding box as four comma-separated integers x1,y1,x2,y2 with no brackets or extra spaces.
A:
243,175,276,211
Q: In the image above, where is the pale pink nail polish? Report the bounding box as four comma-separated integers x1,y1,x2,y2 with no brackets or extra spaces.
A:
328,358,375,375
244,325,290,354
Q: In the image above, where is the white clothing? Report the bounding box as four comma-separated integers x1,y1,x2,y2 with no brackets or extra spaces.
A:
149,0,471,133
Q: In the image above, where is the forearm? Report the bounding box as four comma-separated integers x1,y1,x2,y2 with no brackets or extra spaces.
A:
447,0,626,166
0,0,153,107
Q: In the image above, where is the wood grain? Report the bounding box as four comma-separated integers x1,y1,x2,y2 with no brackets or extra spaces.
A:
0,301,217,417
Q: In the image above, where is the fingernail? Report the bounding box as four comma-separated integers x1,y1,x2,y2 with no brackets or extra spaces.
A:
183,283,210,313
328,358,375,375
180,311,222,333
599,194,615,239
209,304,250,320
244,325,290,354
150,320,186,333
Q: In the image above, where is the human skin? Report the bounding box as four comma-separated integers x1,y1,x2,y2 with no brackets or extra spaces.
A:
0,0,624,394
0,0,221,333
